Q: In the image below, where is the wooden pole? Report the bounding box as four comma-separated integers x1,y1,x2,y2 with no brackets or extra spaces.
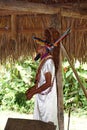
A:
11,15,17,40
57,49,64,130
61,43,87,99
0,1,87,19
67,108,71,130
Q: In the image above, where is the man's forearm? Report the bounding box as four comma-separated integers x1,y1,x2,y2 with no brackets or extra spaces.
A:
35,82,51,94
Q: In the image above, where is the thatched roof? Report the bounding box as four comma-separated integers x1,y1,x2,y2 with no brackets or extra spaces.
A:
0,0,87,62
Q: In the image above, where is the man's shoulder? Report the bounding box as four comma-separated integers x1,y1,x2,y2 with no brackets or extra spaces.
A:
44,58,54,66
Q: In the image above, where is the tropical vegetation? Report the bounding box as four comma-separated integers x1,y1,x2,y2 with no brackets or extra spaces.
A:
0,57,87,114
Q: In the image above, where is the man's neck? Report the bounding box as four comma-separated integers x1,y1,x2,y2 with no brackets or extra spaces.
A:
41,52,49,60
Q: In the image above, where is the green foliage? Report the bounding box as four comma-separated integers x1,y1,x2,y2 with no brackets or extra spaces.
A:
0,57,87,114
62,60,87,111
0,57,38,113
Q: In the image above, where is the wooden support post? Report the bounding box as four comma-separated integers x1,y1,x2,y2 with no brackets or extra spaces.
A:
51,13,64,130
11,14,17,40
50,13,64,130
57,49,64,130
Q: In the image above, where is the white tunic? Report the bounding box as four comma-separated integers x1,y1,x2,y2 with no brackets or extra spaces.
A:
33,58,59,130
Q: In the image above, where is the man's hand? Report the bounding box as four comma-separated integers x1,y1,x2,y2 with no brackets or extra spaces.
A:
26,86,36,100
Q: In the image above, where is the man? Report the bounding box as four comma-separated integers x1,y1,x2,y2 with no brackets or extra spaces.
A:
26,31,59,130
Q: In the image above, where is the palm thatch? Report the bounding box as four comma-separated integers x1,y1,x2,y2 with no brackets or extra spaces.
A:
0,0,87,63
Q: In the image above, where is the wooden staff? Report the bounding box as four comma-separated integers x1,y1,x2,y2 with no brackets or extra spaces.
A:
67,108,71,130
61,43,87,99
